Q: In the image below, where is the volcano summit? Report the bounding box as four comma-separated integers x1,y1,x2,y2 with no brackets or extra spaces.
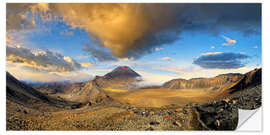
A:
94,66,141,90
104,66,141,79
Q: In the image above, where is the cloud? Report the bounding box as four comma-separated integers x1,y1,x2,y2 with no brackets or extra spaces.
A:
158,65,258,80
155,47,163,51
253,45,258,49
60,29,74,36
74,55,89,60
136,71,178,86
7,63,93,82
82,44,116,62
6,46,83,72
222,35,237,46
201,52,223,56
6,3,52,32
162,57,172,61
210,46,215,49
193,52,250,69
7,3,261,61
6,36,13,44
80,62,94,68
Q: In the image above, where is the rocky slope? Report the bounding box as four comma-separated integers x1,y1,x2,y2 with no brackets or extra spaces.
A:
30,82,70,94
6,68,262,130
162,73,243,90
6,72,74,111
58,80,107,104
227,68,262,94
6,72,52,106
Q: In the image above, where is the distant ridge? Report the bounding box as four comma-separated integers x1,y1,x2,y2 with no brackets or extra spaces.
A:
162,73,243,89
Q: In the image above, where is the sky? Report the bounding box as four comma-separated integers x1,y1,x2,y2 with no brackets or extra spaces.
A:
6,3,262,84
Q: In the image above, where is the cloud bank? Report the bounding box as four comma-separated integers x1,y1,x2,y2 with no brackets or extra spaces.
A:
7,3,261,61
7,46,83,72
193,52,250,69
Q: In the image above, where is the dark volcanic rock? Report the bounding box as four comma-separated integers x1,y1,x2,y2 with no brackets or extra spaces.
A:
228,68,261,94
149,121,160,125
194,101,238,130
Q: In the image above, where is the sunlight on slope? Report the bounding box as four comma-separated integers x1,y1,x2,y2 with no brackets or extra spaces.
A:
104,88,128,93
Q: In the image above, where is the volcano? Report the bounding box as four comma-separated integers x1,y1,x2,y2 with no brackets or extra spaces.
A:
94,66,141,90
104,66,141,79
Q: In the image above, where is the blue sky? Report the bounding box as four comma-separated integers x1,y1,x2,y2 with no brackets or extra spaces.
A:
6,3,261,83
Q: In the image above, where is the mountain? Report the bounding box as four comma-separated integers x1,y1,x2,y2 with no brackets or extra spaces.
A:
6,72,52,106
104,66,140,79
162,73,243,90
7,71,107,109
30,82,71,94
94,66,141,90
56,80,107,104
227,68,261,93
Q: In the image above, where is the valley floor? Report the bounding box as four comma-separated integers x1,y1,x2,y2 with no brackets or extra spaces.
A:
6,85,261,130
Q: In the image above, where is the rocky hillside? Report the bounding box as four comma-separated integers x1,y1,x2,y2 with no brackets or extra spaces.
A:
30,81,70,94
6,72,52,106
227,68,262,94
59,80,107,104
162,73,243,89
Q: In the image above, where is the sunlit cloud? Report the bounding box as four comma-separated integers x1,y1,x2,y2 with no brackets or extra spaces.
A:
6,46,83,72
162,57,172,61
80,62,95,68
201,52,223,56
6,3,261,61
5,3,261,83
222,35,237,46
7,63,92,82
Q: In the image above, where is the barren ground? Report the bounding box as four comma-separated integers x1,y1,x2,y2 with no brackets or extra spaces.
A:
7,85,261,130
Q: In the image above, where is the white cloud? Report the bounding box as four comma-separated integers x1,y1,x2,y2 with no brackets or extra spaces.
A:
136,71,178,86
210,46,215,49
253,45,258,49
157,65,259,80
222,35,237,46
155,47,163,52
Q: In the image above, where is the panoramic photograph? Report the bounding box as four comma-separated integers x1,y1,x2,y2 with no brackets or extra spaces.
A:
6,3,261,130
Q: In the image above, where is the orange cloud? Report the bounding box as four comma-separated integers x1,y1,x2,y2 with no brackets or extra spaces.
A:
222,35,237,46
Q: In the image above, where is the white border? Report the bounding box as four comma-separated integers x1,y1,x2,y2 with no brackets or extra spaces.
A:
1,1,269,135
